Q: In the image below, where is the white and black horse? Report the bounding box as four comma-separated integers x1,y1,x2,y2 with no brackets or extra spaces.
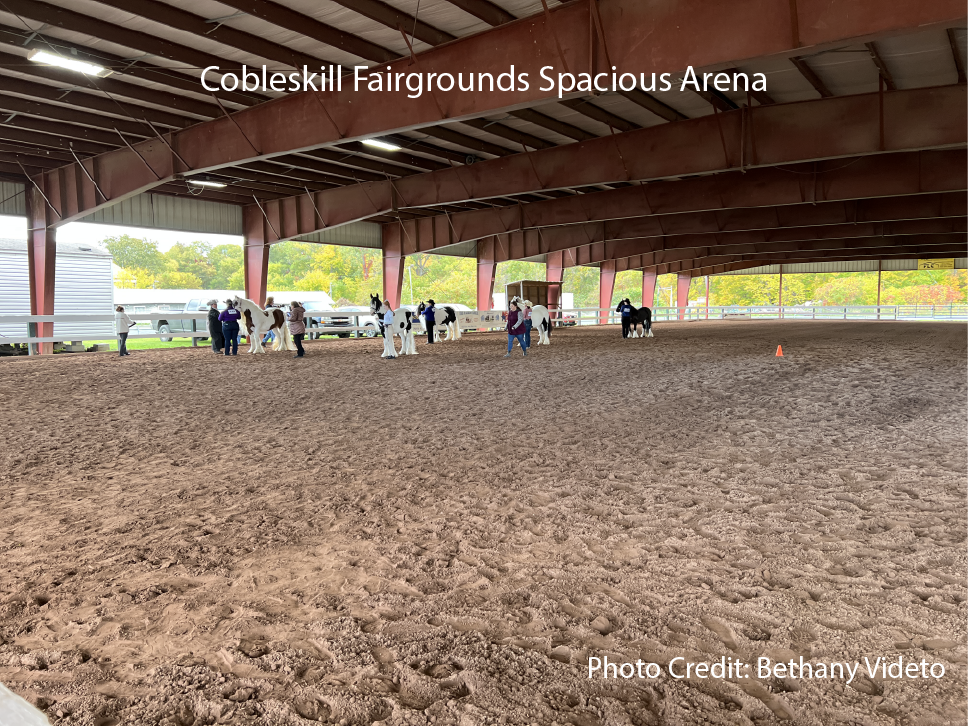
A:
372,297,417,356
417,302,462,341
628,304,654,338
369,294,386,338
510,296,552,345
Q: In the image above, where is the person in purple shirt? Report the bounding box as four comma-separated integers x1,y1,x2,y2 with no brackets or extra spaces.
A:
218,300,242,356
504,301,528,358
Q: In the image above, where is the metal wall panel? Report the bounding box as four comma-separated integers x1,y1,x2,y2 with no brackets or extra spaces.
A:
430,240,478,258
295,221,381,249
79,193,243,235
0,182,25,216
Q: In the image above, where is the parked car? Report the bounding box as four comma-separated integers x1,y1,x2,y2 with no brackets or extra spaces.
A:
335,306,380,337
151,297,210,342
561,312,578,327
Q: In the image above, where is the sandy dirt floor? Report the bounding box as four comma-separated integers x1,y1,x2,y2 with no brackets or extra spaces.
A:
0,321,965,726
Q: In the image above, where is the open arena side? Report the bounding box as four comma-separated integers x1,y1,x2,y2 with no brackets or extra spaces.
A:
1,321,965,725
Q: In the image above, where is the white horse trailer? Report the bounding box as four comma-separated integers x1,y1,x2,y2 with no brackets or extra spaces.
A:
0,239,114,345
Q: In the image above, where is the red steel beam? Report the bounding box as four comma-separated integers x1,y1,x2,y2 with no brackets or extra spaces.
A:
245,88,967,246
665,247,968,278
519,215,968,264
26,179,57,354
36,0,967,225
476,237,497,312
606,236,967,274
396,150,967,251
443,0,516,26
599,261,617,323
243,206,270,306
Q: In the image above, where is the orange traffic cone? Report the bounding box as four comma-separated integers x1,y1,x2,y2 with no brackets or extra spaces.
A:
775,345,784,357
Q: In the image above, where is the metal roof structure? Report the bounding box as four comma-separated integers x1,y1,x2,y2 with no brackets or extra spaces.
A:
4,0,966,350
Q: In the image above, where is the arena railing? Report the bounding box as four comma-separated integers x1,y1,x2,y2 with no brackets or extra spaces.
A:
2,304,965,354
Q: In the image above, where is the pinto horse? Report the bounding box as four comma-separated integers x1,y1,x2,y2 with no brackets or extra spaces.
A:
231,296,296,353
417,302,462,342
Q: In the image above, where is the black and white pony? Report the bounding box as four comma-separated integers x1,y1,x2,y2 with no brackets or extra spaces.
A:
370,295,417,356
628,304,654,338
417,302,462,342
369,294,386,338
510,296,552,345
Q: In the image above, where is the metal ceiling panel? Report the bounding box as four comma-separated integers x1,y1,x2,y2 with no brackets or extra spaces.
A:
79,192,243,234
295,220,381,248
878,28,962,89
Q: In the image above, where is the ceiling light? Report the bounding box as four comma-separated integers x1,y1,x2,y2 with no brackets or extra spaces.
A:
28,49,110,77
188,179,227,188
362,139,401,152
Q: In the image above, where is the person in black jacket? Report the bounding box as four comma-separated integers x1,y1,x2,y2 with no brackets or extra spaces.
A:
616,298,633,338
206,299,224,353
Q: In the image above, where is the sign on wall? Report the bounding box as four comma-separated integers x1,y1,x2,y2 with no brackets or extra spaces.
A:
917,259,955,270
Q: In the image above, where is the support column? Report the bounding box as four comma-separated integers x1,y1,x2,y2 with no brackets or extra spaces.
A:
476,236,497,311
778,269,783,318
243,206,270,306
382,223,405,308
676,272,692,320
546,250,563,312
599,260,616,324
26,182,56,355
876,261,882,319
642,269,657,309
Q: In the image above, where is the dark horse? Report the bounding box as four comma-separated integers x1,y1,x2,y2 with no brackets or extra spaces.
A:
629,304,654,338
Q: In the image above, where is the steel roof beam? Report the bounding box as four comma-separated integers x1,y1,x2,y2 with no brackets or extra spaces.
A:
621,240,968,275
0,50,222,119
0,127,112,155
458,118,556,151
509,108,597,142
0,24,265,108
88,0,338,70
34,0,968,223
559,98,639,132
389,149,967,252
865,42,897,90
790,56,834,97
242,87,966,244
329,0,456,46
0,77,193,129
418,126,515,157
0,94,162,138
947,28,967,84
213,0,397,63
442,0,516,26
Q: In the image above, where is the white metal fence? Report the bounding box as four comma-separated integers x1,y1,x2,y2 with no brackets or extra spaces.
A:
2,304,965,355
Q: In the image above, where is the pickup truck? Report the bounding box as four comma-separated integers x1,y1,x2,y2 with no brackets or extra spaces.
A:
151,298,211,342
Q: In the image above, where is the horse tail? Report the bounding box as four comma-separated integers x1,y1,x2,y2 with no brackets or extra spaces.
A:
454,310,462,339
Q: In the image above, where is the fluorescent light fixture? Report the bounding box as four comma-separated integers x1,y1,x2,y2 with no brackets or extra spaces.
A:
27,49,110,77
188,179,227,188
362,139,401,152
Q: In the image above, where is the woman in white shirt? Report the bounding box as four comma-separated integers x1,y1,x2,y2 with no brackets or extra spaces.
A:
115,305,135,357
381,303,396,359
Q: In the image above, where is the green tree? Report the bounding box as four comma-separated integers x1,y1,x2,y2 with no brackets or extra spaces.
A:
157,270,203,288
164,242,215,287
208,244,243,289
105,235,164,272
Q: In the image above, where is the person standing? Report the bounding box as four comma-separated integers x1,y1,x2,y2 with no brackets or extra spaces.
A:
504,301,528,358
262,296,280,346
218,299,242,356
115,305,135,357
616,298,633,338
523,300,533,348
288,300,306,358
381,302,397,359
423,299,436,345
206,299,224,353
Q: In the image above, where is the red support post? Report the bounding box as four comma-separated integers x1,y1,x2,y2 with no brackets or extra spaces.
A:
599,260,617,324
676,272,692,319
243,206,270,306
642,269,657,309
477,236,497,311
383,223,405,309
26,182,56,355
546,250,563,312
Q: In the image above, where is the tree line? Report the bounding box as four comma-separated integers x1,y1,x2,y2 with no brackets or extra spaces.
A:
106,235,966,308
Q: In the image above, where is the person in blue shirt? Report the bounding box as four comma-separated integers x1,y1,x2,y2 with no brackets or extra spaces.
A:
423,299,436,345
616,298,633,338
218,300,242,355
